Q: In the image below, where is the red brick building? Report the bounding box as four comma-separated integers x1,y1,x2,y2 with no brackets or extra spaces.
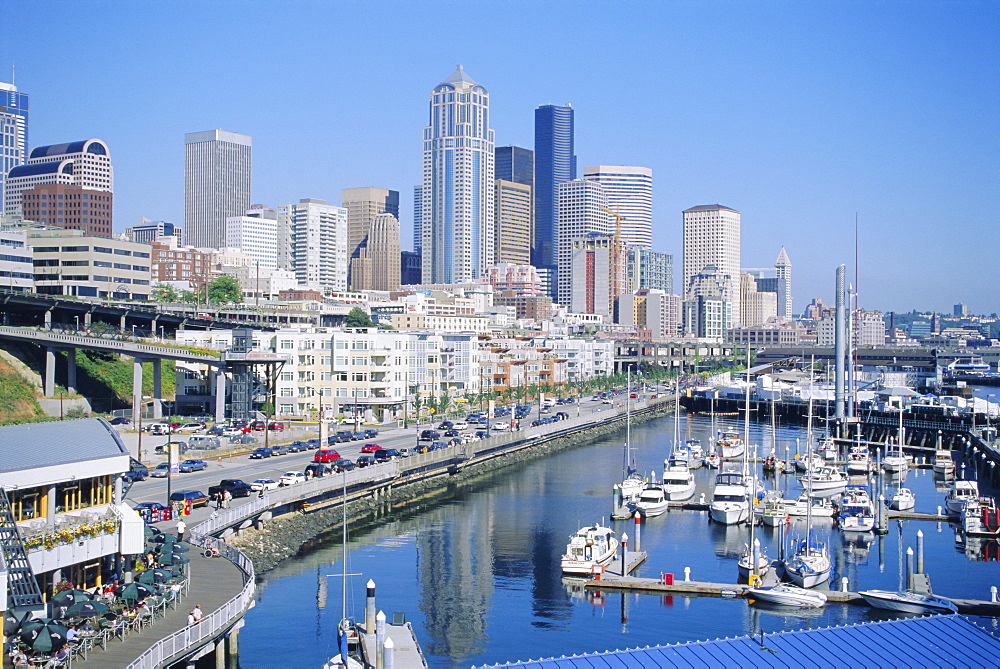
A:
20,184,113,237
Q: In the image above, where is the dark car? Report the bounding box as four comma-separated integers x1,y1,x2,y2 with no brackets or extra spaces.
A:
494,407,510,417
133,501,169,514
205,426,225,436
360,443,381,453
108,416,131,425
333,431,353,443
304,463,332,478
420,430,440,441
168,489,210,508
355,455,376,468
351,431,367,441
305,439,320,450
474,431,489,440
249,447,272,459
437,421,454,430
178,459,208,472
443,429,460,438
363,428,379,439
430,441,448,451
373,448,401,463
123,462,149,482
287,441,306,453
230,435,259,446
330,458,356,473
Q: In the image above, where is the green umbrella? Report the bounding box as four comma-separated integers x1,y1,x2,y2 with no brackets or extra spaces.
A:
51,589,93,606
158,552,190,566
137,568,171,585
65,600,110,618
150,533,176,544
19,620,68,652
119,582,155,602
143,524,162,538
157,542,189,553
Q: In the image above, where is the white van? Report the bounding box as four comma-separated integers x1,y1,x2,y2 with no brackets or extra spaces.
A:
148,423,171,435
188,436,222,450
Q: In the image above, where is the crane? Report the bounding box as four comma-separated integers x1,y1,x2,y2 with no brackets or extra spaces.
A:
600,206,626,311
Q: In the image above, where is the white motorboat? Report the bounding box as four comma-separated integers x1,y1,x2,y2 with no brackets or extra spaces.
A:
962,497,1000,537
797,465,849,494
747,582,827,608
758,490,788,526
932,449,955,475
792,452,824,473
882,450,909,473
709,471,750,525
661,458,696,501
738,543,770,580
889,487,916,511
717,428,746,460
945,479,979,514
783,534,832,588
561,524,619,574
635,484,669,517
820,436,838,461
837,485,876,533
684,439,705,469
783,493,836,517
704,452,721,469
858,589,958,614
846,444,871,475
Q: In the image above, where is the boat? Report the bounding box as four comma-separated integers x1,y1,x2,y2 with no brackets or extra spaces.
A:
797,465,849,494
759,491,788,527
704,452,721,469
684,439,704,469
747,582,827,608
945,479,979,514
717,428,746,460
635,482,669,517
820,436,838,461
738,543,770,580
846,443,871,475
962,497,1000,537
858,589,958,614
783,493,836,517
932,449,955,475
612,375,643,519
837,485,876,533
560,524,619,574
883,409,908,473
889,487,916,511
947,356,992,374
792,451,824,473
709,471,750,525
783,532,832,588
661,457,696,501
762,452,785,474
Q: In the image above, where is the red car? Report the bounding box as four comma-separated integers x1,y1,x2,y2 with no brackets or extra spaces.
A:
360,443,381,453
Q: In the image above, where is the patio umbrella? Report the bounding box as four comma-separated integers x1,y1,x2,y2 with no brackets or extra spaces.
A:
150,532,176,544
158,552,190,566
19,620,68,653
157,541,189,553
137,568,171,585
51,589,93,607
65,599,110,618
119,582,155,602
143,524,162,538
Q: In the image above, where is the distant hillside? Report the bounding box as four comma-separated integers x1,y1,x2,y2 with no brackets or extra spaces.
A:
0,358,46,424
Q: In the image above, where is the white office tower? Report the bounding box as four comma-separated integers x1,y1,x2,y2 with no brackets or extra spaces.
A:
225,205,278,269
421,66,495,283
740,272,778,326
683,204,741,326
184,130,252,249
556,178,610,308
277,198,348,291
775,246,792,318
582,165,652,248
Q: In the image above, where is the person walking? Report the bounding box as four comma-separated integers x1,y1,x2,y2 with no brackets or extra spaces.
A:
176,518,186,543
192,604,204,622
223,490,232,509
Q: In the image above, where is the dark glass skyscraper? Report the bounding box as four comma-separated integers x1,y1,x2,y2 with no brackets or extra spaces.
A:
495,146,534,187
534,104,575,290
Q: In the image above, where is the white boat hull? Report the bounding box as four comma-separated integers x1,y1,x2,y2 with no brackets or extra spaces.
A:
859,589,958,614
890,489,915,511
710,501,749,525
662,481,696,502
882,456,908,473
783,549,831,589
721,444,745,460
748,583,827,608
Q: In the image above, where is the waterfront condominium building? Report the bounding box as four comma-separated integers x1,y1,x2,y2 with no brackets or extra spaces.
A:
420,66,495,283
0,80,29,215
184,130,252,249
351,212,401,291
277,198,348,291
225,204,279,270
582,165,653,248
556,178,609,308
494,180,532,265
626,246,673,294
682,204,741,326
534,104,575,291
342,187,400,288
4,138,113,219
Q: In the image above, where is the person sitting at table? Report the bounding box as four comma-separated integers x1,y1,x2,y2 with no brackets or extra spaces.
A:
65,625,78,642
137,601,152,618
11,649,28,667
46,644,70,667
79,621,95,634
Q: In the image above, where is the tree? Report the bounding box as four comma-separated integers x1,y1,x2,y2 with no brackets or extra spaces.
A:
151,284,178,302
178,290,197,303
344,307,373,328
206,275,244,304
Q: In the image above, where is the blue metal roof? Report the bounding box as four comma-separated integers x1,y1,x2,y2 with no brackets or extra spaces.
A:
0,418,128,473
28,139,108,159
475,615,1000,668
7,160,73,179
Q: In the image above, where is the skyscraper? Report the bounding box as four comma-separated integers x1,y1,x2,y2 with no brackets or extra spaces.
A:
534,104,575,290
556,178,609,308
342,187,399,288
226,205,279,269
495,146,534,187
184,130,251,249
583,165,653,248
774,246,792,318
352,212,401,291
0,80,29,215
421,66,495,283
494,180,532,265
682,204,741,326
277,198,348,291
4,139,113,219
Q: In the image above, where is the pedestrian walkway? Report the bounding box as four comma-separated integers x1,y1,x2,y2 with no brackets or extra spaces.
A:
74,545,245,667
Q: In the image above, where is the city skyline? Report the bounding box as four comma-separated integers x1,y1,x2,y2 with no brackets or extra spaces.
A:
0,1,996,313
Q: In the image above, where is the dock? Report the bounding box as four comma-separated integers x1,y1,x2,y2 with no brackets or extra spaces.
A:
600,550,647,577
358,622,427,668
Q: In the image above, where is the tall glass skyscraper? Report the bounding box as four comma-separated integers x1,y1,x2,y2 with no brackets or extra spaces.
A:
0,80,29,215
184,129,252,249
421,66,495,283
534,104,575,293
495,146,534,187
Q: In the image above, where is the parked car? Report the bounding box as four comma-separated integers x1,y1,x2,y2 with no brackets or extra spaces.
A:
150,462,170,478
270,444,288,456
493,422,510,431
179,459,208,473
222,426,248,437
251,421,267,431
208,479,253,499
304,463,332,478
430,441,448,451
355,455,376,468
205,426,225,436
330,458,356,473
305,439,320,450
187,436,222,450
133,501,169,514
286,441,306,453
474,431,489,440
351,431,368,441
268,421,285,431
148,423,171,435
397,448,412,457
168,489,210,508
249,448,273,459
176,422,205,433
250,478,280,491
363,428,379,439
231,435,259,446
123,462,149,482
419,430,440,441
108,416,131,425
333,431,354,443
373,448,401,463
279,471,307,486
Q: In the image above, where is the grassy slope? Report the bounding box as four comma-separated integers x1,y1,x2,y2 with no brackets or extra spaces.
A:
0,358,46,424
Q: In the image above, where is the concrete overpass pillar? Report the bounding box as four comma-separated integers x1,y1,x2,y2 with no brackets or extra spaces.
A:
66,348,77,394
215,639,225,669
120,314,126,331
84,312,92,328
215,368,227,423
152,359,163,419
226,621,241,669
44,346,56,397
44,310,52,329
133,358,145,423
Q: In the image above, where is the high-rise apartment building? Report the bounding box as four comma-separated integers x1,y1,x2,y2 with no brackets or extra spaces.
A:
619,289,680,339
342,187,399,288
0,80,29,215
739,272,778,326
184,130,251,249
626,247,673,294
225,205,278,269
494,180,532,265
683,204,741,326
277,198,348,291
421,66,495,283
4,139,113,218
534,104,575,288
583,165,653,248
556,178,609,308
352,212,401,291
570,234,625,318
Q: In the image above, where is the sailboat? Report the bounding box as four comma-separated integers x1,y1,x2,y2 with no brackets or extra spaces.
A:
612,371,643,519
325,474,362,667
889,487,916,511
660,388,696,502
709,355,754,526
882,408,909,473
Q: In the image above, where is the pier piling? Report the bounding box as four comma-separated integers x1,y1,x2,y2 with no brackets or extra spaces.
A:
684,567,691,581
906,548,914,590
916,530,925,574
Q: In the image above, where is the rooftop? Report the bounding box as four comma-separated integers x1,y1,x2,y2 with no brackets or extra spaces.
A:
683,204,740,214
0,418,128,474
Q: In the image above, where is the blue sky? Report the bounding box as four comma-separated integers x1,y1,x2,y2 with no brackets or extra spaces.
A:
2,1,997,315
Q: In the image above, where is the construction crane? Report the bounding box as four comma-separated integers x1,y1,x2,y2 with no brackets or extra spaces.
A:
600,206,626,310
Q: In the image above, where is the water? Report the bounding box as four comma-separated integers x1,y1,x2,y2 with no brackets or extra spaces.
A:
239,412,1000,668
